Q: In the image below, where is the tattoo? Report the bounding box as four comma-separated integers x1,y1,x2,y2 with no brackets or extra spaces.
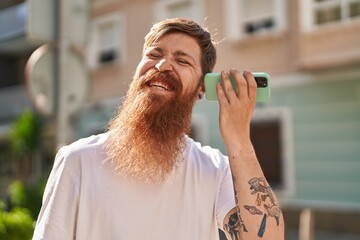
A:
256,193,262,206
224,212,242,240
264,204,281,226
234,189,238,204
244,205,263,215
258,214,267,237
234,190,248,232
247,176,281,228
229,176,282,239
248,177,268,194
248,177,275,204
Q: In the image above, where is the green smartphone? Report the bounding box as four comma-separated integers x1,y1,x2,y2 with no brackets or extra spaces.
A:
204,72,270,102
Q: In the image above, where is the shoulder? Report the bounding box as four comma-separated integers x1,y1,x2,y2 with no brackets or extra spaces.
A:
58,132,109,159
185,136,229,171
53,132,110,172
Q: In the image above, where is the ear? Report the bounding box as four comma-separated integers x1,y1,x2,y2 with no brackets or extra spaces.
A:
197,83,205,100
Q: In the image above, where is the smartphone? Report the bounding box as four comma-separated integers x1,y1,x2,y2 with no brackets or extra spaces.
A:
204,72,270,102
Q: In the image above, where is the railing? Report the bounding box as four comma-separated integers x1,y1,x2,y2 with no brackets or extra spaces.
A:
0,2,28,42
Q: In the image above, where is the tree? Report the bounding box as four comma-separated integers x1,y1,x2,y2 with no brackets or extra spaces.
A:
10,110,42,181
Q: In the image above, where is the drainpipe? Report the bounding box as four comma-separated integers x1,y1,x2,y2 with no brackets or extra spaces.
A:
56,0,71,148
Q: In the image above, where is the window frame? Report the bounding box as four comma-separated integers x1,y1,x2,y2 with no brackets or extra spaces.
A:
153,0,204,24
87,12,126,69
224,0,287,40
301,0,360,32
252,107,295,197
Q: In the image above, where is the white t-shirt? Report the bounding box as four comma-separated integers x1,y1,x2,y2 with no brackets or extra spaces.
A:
33,132,235,240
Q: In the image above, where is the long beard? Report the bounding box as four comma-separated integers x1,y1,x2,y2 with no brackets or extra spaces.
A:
105,69,199,183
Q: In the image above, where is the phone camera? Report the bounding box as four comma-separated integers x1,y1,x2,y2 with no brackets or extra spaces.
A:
255,77,267,88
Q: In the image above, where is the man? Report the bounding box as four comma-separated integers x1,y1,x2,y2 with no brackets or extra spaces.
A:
33,18,284,240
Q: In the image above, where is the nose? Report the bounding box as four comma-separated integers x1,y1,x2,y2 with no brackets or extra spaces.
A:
155,59,173,72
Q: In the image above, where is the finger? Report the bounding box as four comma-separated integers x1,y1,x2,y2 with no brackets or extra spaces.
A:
221,71,237,102
216,82,229,107
229,69,247,100
243,70,257,102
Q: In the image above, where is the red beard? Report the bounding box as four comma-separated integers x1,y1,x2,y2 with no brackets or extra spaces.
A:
105,68,199,183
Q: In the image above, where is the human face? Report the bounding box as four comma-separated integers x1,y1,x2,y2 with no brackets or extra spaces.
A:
105,33,203,183
135,32,204,100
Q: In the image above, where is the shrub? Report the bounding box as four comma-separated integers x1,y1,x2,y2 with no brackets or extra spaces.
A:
0,207,34,240
8,180,45,220
0,179,46,239
10,110,42,157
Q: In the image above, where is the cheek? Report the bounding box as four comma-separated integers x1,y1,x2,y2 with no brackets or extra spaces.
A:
180,74,202,99
136,59,156,77
185,72,202,91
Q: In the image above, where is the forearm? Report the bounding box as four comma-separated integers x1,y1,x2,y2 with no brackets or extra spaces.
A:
216,69,284,239
224,139,284,240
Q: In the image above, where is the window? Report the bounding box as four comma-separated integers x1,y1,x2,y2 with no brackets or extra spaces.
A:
87,12,125,69
0,2,27,42
225,0,287,39
251,108,295,196
0,56,21,87
191,106,294,196
301,0,360,30
97,22,118,64
154,0,204,23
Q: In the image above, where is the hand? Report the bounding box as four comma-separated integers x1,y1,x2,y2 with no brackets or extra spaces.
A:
216,69,257,147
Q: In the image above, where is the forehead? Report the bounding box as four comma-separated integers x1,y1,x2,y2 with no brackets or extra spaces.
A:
147,32,201,62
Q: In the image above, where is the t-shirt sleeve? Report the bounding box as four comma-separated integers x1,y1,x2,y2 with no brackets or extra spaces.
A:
216,155,236,231
33,147,80,240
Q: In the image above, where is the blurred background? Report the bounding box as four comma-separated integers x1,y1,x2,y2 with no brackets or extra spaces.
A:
0,0,360,239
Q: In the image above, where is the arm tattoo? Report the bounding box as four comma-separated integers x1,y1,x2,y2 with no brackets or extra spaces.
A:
247,177,282,237
234,189,248,233
244,205,263,215
224,212,242,240
228,176,281,239
258,214,267,237
224,188,248,240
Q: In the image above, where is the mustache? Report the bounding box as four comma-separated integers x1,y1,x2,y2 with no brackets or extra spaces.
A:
139,68,182,92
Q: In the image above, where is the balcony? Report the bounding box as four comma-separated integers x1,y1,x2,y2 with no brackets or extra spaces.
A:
0,0,55,54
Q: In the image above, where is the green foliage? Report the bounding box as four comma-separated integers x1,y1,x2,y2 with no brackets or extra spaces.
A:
10,110,42,156
0,208,34,240
0,179,46,240
0,201,6,211
1,108,46,239
8,181,27,210
8,180,46,220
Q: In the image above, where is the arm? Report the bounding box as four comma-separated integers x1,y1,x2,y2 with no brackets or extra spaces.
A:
217,70,284,240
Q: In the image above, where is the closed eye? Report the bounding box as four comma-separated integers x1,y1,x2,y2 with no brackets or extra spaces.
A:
177,58,190,65
148,53,161,59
